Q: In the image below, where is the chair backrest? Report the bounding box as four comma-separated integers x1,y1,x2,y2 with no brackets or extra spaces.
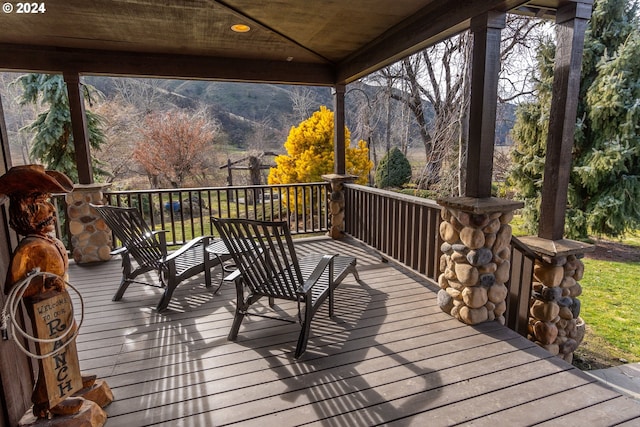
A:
212,217,304,301
92,204,164,269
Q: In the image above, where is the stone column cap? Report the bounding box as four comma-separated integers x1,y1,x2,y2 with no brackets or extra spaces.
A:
517,235,595,257
321,174,357,183
437,196,524,214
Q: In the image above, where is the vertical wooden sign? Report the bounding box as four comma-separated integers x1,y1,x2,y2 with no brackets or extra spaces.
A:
31,290,83,409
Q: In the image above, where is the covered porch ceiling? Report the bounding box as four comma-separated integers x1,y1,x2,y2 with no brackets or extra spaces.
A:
0,0,563,85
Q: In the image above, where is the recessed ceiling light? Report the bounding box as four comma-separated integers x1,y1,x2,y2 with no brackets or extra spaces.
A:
231,24,251,33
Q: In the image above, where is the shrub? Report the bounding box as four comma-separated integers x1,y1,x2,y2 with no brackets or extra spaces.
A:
375,147,412,188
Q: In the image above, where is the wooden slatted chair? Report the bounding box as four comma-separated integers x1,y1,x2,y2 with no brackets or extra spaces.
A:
92,203,225,311
212,217,358,358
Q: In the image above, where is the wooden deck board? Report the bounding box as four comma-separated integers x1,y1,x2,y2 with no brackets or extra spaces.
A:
391,369,601,426
66,236,640,426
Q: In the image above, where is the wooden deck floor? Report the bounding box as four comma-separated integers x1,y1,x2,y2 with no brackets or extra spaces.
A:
68,237,640,426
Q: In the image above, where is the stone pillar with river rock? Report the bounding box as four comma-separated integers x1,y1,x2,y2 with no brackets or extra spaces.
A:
65,184,112,264
517,236,593,362
322,174,356,240
436,197,523,326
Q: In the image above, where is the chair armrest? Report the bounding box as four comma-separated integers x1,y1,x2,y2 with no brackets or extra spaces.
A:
297,254,336,294
165,235,211,261
224,268,242,282
151,230,167,256
110,246,128,256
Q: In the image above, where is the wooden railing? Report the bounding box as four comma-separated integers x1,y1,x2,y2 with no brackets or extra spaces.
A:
343,183,535,337
343,184,443,282
53,183,330,247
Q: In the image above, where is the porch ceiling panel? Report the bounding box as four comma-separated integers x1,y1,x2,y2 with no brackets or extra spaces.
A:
0,0,568,84
0,0,325,62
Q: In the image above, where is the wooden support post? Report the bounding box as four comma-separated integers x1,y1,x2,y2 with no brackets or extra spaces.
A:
333,84,346,175
538,1,592,240
0,95,33,427
63,72,93,185
465,11,505,198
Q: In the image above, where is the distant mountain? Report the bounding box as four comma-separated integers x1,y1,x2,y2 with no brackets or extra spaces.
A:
84,76,515,148
85,76,333,147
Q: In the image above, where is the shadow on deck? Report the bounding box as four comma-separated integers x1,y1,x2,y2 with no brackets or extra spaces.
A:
68,236,640,426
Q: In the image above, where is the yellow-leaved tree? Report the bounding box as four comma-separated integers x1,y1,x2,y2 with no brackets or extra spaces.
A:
268,106,372,186
268,106,372,223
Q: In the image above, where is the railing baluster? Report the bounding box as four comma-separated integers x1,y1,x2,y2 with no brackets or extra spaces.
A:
187,190,195,240
159,193,166,233
225,188,231,219
417,206,427,274
302,185,308,233
179,190,186,244
216,189,222,224
293,186,299,233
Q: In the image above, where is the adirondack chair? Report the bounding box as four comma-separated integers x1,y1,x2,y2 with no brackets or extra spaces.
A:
92,204,226,311
212,217,358,358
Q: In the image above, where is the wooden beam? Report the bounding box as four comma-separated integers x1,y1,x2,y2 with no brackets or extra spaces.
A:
0,44,336,86
63,72,93,184
538,0,593,240
333,84,346,175
464,11,506,198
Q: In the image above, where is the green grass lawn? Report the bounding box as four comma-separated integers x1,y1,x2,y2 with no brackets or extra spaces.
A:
579,258,640,363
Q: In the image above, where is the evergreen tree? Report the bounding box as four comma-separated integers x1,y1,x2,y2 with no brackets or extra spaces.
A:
375,147,413,188
508,43,555,235
15,74,106,182
509,0,640,238
571,0,640,237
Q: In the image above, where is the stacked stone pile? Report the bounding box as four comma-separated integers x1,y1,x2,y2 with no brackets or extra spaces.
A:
528,254,586,362
437,207,514,325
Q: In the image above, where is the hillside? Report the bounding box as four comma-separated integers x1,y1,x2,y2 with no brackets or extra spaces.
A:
2,73,516,166
85,76,334,147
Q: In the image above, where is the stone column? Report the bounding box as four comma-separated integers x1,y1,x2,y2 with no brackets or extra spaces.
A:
322,174,356,239
436,197,523,326
66,184,112,264
517,236,593,362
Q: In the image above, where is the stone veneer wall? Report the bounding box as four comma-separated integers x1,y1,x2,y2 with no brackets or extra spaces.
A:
65,185,112,264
